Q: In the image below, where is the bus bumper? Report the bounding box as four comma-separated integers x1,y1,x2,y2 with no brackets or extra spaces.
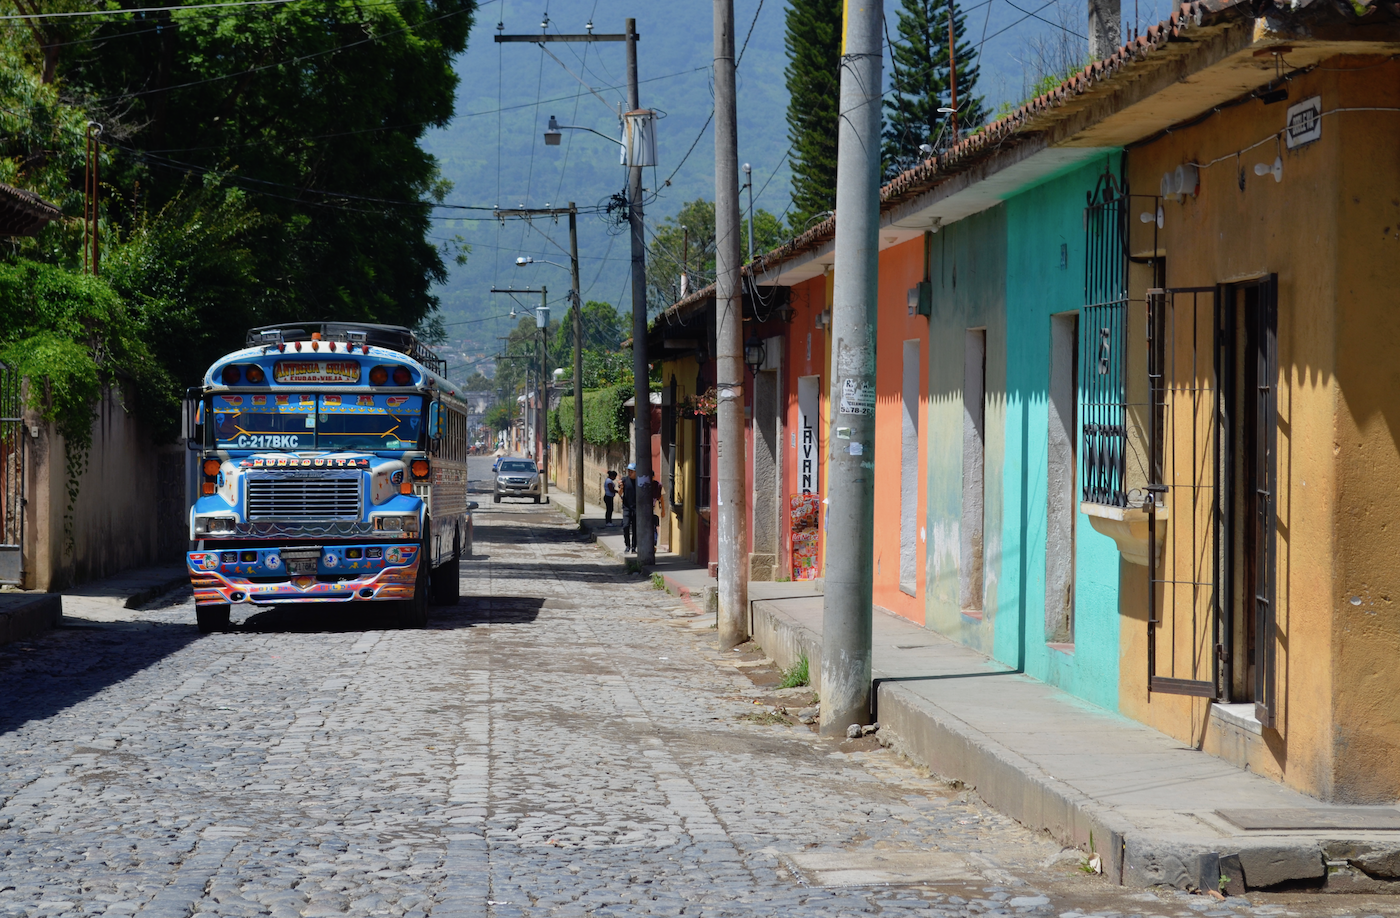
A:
187,544,419,606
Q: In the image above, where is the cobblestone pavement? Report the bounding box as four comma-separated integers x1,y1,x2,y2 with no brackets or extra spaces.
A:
1,500,1395,918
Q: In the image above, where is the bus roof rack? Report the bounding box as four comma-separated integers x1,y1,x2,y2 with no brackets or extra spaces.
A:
245,322,446,375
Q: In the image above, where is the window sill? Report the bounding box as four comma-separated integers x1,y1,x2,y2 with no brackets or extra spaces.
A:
1046,642,1075,655
1210,702,1263,736
961,608,983,621
899,582,917,597
1080,501,1168,567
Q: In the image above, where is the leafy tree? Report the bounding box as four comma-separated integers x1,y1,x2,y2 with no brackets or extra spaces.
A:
884,0,986,177
462,370,494,391
39,0,477,375
784,0,842,230
646,199,788,310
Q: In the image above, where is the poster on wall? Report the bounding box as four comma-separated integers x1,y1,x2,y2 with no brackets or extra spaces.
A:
790,493,821,581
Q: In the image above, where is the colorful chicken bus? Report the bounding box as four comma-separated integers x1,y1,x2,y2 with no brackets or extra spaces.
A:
185,323,475,633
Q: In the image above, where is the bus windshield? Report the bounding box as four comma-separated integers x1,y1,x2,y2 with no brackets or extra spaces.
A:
212,393,424,451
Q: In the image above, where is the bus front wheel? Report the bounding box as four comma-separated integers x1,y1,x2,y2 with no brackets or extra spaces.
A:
196,604,230,634
398,532,431,628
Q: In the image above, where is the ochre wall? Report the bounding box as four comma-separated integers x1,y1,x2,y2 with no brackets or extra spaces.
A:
872,236,928,622
1328,59,1400,803
1122,61,1400,801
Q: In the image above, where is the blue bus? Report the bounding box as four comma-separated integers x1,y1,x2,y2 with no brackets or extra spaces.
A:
185,323,475,632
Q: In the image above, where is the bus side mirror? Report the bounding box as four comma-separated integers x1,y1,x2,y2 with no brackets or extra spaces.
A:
428,402,444,440
184,387,204,451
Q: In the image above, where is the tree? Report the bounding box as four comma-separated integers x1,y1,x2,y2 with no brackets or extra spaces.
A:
462,370,494,391
646,199,788,311
52,0,478,372
784,0,842,230
884,0,987,179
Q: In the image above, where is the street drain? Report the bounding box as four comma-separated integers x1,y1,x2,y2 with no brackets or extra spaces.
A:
780,850,979,888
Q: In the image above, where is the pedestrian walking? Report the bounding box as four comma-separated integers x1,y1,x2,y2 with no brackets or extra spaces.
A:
603,470,617,526
621,464,638,553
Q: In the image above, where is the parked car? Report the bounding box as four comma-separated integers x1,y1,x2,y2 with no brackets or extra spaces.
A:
494,459,541,503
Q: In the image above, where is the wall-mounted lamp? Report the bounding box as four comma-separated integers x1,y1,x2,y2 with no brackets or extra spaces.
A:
1253,156,1283,183
1139,206,1165,228
1160,163,1199,202
743,335,766,376
814,308,832,330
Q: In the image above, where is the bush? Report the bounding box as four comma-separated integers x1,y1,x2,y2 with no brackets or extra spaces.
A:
552,382,635,446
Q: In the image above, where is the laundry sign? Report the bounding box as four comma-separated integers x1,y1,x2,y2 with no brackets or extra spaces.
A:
798,375,820,495
1285,96,1322,149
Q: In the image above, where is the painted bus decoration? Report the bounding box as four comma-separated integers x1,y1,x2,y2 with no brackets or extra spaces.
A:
185,323,475,632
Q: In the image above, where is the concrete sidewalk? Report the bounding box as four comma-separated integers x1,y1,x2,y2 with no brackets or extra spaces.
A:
750,597,1400,894
0,563,190,643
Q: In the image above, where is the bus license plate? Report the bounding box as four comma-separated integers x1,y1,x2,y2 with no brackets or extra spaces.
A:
287,558,317,575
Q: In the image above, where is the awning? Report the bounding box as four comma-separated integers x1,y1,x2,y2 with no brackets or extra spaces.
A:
0,182,62,237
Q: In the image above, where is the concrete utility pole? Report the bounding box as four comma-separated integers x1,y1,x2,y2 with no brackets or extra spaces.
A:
568,204,584,520
626,17,656,566
537,286,549,496
821,0,883,736
713,0,748,649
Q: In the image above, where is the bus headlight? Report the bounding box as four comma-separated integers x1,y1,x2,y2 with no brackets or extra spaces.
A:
372,515,419,535
195,517,237,535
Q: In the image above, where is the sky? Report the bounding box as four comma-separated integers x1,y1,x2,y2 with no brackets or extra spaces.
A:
421,0,1178,381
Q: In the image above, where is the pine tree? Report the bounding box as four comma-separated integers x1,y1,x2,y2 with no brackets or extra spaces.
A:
784,0,842,231
884,0,987,179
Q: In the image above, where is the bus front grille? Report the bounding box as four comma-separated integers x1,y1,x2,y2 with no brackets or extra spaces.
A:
246,477,362,521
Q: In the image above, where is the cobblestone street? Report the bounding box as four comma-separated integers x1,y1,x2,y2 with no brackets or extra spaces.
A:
0,501,1393,918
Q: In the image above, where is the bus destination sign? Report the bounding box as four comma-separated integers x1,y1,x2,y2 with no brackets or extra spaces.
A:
273,360,362,384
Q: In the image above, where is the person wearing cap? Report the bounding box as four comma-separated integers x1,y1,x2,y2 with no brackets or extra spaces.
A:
621,463,638,553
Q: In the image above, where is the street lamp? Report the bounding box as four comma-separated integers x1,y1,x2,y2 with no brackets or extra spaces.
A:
743,334,766,377
517,247,586,519
544,115,624,156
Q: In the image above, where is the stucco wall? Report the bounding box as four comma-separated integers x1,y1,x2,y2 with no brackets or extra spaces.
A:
780,273,829,581
872,236,928,622
1120,61,1400,801
999,156,1123,710
25,383,183,591
925,206,1007,654
1328,58,1400,803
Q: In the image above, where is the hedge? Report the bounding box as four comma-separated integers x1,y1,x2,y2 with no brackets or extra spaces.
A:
549,383,637,446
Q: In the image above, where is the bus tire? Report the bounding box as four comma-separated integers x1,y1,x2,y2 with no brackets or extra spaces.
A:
432,557,460,606
196,604,230,634
398,533,431,628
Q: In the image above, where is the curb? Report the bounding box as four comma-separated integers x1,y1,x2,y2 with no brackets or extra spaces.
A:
749,598,1382,893
124,574,192,610
659,573,718,617
0,593,62,647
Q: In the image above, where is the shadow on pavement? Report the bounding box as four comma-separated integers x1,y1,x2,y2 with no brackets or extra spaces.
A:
0,624,199,737
432,595,545,626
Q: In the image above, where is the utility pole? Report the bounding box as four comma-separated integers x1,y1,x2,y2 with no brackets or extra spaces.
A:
948,16,959,143
743,162,754,265
568,204,584,520
538,286,549,496
495,26,640,528
625,17,656,566
491,204,586,517
821,1,883,736
713,0,748,649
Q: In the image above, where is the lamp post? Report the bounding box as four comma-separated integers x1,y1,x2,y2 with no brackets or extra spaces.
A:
516,239,584,520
